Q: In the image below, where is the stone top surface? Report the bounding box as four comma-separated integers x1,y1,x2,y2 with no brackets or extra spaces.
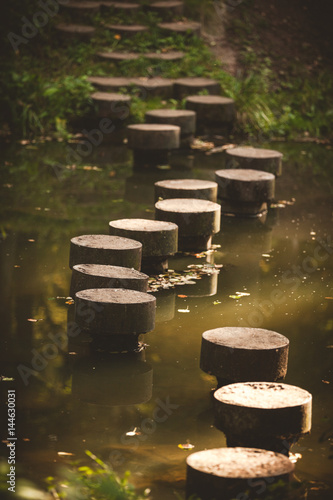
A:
202,327,289,350
131,77,174,88
110,218,178,232
97,51,139,60
186,95,234,104
175,77,219,86
158,21,201,31
56,24,96,33
73,263,148,279
71,234,142,250
146,109,195,118
186,447,294,478
155,198,220,213
91,92,131,102
226,147,283,159
215,169,275,182
152,1,183,6
76,288,155,304
155,179,217,190
128,124,180,132
106,24,148,31
113,2,140,8
214,382,312,409
87,76,132,86
145,51,185,60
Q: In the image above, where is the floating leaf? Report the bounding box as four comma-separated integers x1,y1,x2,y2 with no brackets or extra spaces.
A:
57,451,74,456
178,308,190,313
178,443,195,450
213,300,221,305
177,295,187,298
322,380,330,384
125,427,141,437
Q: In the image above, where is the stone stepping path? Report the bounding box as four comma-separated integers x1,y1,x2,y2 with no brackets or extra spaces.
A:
91,91,131,118
70,263,149,297
96,51,140,62
127,123,180,167
149,1,184,19
109,218,178,273
69,234,142,270
131,77,175,98
214,382,312,451
215,168,275,216
158,21,201,36
200,327,289,385
154,179,218,202
185,95,235,133
226,146,283,176
55,23,96,40
174,77,221,99
96,50,185,63
145,109,196,145
105,24,149,35
144,51,185,61
186,447,294,500
155,198,221,251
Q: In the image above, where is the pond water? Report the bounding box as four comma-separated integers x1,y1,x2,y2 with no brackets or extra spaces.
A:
0,139,332,499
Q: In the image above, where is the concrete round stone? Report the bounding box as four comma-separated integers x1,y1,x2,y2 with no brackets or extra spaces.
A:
70,263,149,297
144,51,185,61
214,382,312,448
131,77,175,99
200,327,289,384
91,92,131,118
158,21,201,37
186,447,294,500
96,51,140,62
69,234,142,270
75,288,156,335
55,23,96,39
112,2,140,13
154,179,218,202
150,1,184,18
155,198,221,251
215,169,275,216
105,24,149,35
226,147,283,176
87,76,133,92
145,110,196,141
185,95,235,127
127,124,180,150
174,77,221,100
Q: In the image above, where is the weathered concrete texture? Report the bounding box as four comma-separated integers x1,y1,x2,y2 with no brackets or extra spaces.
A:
90,92,131,119
55,23,96,40
96,51,140,62
69,234,142,270
150,1,184,19
127,124,180,150
226,147,283,176
186,447,294,500
185,95,235,130
70,263,149,296
105,24,149,35
174,78,221,99
75,288,156,334
144,51,185,61
145,109,196,140
214,382,312,446
200,327,289,383
155,198,221,251
154,179,218,202
158,21,201,37
109,218,178,258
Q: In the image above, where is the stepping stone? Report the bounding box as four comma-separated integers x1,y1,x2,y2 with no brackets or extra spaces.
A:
59,1,100,19
214,382,312,452
96,51,140,62
127,124,180,168
158,21,201,37
185,95,235,134
109,218,178,273
72,352,153,405
91,92,131,119
226,146,283,176
69,234,142,270
146,109,196,146
87,76,133,92
174,77,221,100
200,327,289,385
55,23,96,40
112,2,140,14
70,263,149,297
105,24,149,36
155,198,221,252
150,1,184,19
131,77,175,99
215,169,275,216
154,179,218,202
144,51,185,61
75,288,156,351
186,447,294,500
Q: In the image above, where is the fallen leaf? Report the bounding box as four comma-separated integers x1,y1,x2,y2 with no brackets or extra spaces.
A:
178,443,195,450
57,452,74,456
177,295,187,298
213,300,221,305
178,308,190,313
322,380,330,384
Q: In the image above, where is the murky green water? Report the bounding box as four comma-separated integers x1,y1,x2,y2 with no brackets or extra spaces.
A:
0,139,332,499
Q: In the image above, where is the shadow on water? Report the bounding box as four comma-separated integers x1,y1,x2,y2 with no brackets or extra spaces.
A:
0,140,333,498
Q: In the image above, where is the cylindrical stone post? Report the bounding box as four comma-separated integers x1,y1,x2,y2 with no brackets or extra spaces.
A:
145,109,196,146
155,198,221,252
158,21,201,37
69,235,142,270
185,95,235,134
91,92,131,119
149,1,184,19
174,78,221,100
154,179,218,202
200,327,289,385
109,218,178,274
226,147,283,176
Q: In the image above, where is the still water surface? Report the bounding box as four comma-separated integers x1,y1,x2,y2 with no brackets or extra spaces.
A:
0,140,332,498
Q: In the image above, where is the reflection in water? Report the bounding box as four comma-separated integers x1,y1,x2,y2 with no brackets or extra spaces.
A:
0,141,333,499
